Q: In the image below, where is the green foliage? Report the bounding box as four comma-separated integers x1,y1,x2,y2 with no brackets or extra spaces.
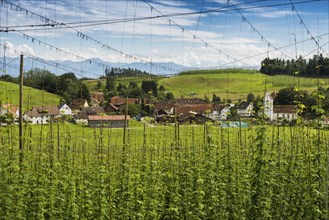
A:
141,80,158,96
260,54,329,77
0,123,329,219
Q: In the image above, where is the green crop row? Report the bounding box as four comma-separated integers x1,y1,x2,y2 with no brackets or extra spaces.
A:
0,123,328,219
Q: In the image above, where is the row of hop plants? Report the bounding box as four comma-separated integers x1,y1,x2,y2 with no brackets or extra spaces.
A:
0,122,328,219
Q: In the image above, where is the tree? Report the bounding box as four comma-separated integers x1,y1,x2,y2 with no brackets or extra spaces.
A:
204,95,210,104
141,80,158,96
274,87,295,105
105,76,116,92
96,80,102,90
212,94,221,104
166,92,175,100
120,104,140,117
80,83,91,102
247,93,255,103
0,74,17,83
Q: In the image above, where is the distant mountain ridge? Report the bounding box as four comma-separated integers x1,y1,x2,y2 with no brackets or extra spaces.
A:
0,57,189,78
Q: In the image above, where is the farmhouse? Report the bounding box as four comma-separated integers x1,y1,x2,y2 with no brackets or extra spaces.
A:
59,103,72,115
110,96,146,107
175,104,212,118
90,92,105,107
69,99,89,113
213,105,230,120
154,101,175,115
237,101,253,117
75,107,105,124
24,106,60,124
104,103,119,114
0,104,19,119
273,105,297,121
88,115,130,128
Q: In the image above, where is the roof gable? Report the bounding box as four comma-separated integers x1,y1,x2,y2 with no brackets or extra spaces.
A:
238,101,251,110
1,104,18,115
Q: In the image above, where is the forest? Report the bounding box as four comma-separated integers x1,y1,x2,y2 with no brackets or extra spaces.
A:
259,54,329,77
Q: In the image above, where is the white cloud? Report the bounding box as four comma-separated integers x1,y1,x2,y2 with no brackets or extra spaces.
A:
3,41,36,57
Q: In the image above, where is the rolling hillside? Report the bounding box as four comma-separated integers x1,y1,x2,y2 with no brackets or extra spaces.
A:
83,68,329,102
0,80,62,108
158,69,329,102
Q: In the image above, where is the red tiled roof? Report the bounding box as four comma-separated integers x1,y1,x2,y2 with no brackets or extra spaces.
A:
111,96,140,106
154,101,175,111
88,115,131,121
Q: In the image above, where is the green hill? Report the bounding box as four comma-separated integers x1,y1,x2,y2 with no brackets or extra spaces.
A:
0,80,62,108
158,69,329,102
83,69,329,102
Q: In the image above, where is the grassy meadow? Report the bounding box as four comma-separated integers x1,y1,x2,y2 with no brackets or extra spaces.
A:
158,69,329,101
0,80,62,108
83,69,329,102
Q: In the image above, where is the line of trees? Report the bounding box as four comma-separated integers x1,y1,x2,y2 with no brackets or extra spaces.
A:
104,76,174,102
260,54,329,77
103,67,155,77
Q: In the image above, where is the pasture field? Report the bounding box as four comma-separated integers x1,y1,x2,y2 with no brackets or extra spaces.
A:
0,122,329,219
84,69,329,102
0,80,62,107
158,69,329,101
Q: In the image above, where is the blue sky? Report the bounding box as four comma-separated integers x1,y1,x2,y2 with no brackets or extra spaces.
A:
0,0,328,75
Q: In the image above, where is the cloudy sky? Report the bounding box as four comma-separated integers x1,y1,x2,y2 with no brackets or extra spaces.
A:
0,0,328,74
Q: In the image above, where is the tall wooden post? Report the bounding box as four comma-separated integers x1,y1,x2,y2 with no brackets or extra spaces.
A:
19,54,24,162
123,96,128,145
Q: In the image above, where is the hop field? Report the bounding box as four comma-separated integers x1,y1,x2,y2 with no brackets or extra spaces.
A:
0,123,329,219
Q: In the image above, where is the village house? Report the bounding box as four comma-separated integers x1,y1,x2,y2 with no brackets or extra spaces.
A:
263,91,297,121
88,115,130,128
75,107,105,124
69,99,89,114
237,101,253,117
175,103,212,118
273,105,297,121
104,103,120,114
24,106,60,124
154,101,175,116
110,96,147,108
0,104,19,119
90,92,105,107
59,103,72,115
212,105,231,120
